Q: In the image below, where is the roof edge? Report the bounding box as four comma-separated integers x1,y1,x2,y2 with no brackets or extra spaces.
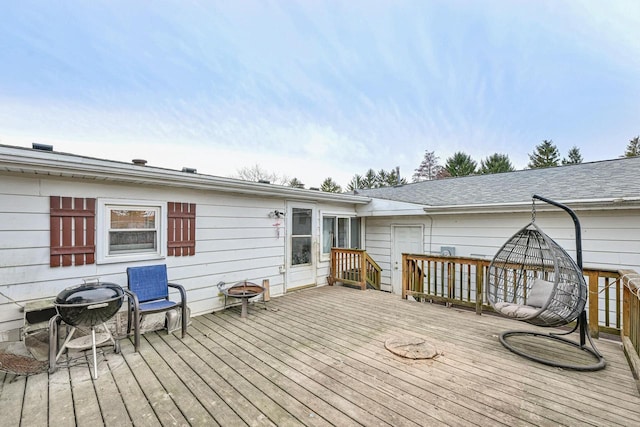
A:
0,144,371,204
423,197,640,215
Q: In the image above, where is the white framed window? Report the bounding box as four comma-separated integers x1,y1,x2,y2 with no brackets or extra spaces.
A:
97,199,167,264
322,214,361,255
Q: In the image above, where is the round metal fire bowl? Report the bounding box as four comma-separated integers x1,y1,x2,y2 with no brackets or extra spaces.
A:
223,281,265,318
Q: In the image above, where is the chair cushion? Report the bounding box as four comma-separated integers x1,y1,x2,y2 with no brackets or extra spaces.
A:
139,299,179,313
528,278,554,308
127,265,169,302
494,302,540,319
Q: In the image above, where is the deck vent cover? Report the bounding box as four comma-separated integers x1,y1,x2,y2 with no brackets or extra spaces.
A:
32,143,53,151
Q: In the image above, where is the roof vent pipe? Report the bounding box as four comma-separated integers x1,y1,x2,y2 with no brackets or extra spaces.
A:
32,143,53,151
132,159,147,166
182,167,197,173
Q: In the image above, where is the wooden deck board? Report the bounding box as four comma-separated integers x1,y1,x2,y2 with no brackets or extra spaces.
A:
0,373,26,426
253,293,547,426
22,370,49,426
209,306,500,426
69,354,104,427
200,314,418,427
106,344,158,427
48,356,76,427
136,334,215,425
120,339,190,426
189,317,366,426
1,285,639,426
293,287,640,423
276,289,629,426
186,319,332,427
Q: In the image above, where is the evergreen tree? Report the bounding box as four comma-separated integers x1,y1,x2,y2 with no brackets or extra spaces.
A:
346,167,408,191
624,136,640,157
320,177,342,193
444,152,477,177
381,167,407,186
479,153,515,174
346,174,364,191
287,177,305,189
562,146,583,165
363,169,378,188
413,150,442,182
528,140,560,168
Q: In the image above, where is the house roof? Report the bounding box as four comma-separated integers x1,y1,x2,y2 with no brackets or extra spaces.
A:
356,156,640,213
0,144,371,204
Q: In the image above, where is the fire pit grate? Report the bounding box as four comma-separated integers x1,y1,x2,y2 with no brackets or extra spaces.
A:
0,351,47,375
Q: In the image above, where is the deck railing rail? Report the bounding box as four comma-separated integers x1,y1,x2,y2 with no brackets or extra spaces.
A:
330,248,381,290
619,270,640,383
401,253,634,338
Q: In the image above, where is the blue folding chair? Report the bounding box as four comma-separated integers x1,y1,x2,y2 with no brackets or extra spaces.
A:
125,265,187,352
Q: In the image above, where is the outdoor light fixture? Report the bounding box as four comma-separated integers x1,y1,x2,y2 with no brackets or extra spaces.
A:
269,210,285,218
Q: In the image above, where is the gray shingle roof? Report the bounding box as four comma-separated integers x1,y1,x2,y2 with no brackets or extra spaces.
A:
356,156,640,206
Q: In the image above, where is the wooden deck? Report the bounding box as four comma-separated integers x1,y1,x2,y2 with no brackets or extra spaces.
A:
1,285,639,426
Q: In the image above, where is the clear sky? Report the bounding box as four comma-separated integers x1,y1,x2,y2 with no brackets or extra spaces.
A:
1,1,639,188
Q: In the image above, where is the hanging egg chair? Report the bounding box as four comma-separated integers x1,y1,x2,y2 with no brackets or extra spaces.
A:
486,195,605,371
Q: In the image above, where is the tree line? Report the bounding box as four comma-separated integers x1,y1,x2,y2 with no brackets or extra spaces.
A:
235,135,640,192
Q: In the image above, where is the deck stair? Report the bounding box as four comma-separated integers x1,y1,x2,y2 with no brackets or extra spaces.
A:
329,248,381,290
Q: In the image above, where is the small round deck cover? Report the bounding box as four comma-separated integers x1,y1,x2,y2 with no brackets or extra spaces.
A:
384,336,437,359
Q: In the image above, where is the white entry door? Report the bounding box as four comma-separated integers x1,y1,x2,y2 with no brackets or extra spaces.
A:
391,225,424,294
285,202,317,291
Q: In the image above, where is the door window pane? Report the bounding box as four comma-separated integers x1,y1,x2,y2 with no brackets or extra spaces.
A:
337,218,348,248
322,217,335,254
292,208,312,265
292,208,312,235
292,236,312,265
350,217,361,248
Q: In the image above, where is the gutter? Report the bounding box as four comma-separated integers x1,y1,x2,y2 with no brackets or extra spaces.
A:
422,197,640,215
0,145,371,205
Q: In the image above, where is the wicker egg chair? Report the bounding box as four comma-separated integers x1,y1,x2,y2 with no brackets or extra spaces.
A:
486,195,605,371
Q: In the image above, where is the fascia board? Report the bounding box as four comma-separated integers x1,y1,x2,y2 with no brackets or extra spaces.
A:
0,146,371,204
423,198,640,215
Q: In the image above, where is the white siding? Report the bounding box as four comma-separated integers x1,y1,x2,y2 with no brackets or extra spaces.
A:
0,174,348,336
366,210,640,272
364,209,640,322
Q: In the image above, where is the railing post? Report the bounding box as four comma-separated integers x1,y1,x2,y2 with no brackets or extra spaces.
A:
359,250,366,290
475,261,484,315
402,253,408,299
587,271,599,338
329,249,336,286
620,270,634,339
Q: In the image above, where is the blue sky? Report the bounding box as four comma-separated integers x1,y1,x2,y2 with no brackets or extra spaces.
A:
1,1,639,188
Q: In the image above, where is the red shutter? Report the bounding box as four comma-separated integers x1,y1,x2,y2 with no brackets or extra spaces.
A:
50,196,96,267
167,202,196,256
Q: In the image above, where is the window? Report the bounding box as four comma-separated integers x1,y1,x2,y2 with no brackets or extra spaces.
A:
97,199,166,264
109,208,158,254
291,208,312,265
322,215,361,254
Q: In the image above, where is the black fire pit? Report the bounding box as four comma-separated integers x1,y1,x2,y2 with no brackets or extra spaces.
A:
50,282,124,379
